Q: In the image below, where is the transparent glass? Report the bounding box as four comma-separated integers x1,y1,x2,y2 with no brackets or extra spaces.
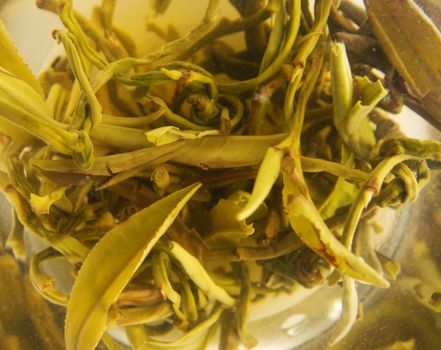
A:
0,1,440,349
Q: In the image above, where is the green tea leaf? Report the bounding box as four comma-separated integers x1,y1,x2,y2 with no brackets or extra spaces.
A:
328,276,358,345
126,306,222,350
65,183,201,350
0,172,89,263
236,146,283,220
319,147,359,220
207,197,254,246
365,0,441,126
0,20,43,96
168,240,236,306
29,248,69,306
145,126,220,146
282,166,389,288
107,303,172,327
32,140,187,176
218,0,301,93
260,0,286,72
173,134,285,168
0,67,52,121
30,187,67,215
348,76,387,156
331,42,387,159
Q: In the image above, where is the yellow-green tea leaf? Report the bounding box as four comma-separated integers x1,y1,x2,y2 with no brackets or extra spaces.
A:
236,146,283,220
0,20,43,96
168,241,236,306
65,183,201,350
365,0,441,126
145,126,220,146
30,188,67,215
331,42,387,159
0,67,52,121
282,169,389,288
126,305,222,350
207,197,254,246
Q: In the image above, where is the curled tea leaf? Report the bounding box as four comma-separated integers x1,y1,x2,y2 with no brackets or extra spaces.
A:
30,187,67,215
145,126,220,146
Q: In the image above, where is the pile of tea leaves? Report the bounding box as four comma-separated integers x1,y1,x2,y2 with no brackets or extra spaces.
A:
0,0,440,349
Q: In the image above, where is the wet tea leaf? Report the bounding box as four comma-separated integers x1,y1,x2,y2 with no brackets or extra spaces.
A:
65,183,201,350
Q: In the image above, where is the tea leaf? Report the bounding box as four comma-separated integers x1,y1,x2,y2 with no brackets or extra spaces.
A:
108,303,173,327
0,20,43,95
331,42,388,159
29,248,69,306
30,187,67,215
174,134,285,169
145,126,220,146
260,0,286,72
236,146,283,220
168,240,236,306
65,183,201,350
218,0,301,93
366,0,441,126
3,1,441,349
329,276,358,345
207,197,254,246
319,147,359,220
126,306,222,350
282,163,389,288
0,68,52,121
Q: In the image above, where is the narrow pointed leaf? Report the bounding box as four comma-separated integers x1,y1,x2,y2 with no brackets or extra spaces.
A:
65,183,201,350
236,146,283,220
331,42,387,159
0,20,43,95
0,67,52,121
168,241,236,306
319,147,359,220
330,42,353,124
173,134,285,168
282,170,389,288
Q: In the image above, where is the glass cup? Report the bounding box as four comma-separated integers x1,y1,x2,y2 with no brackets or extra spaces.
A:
0,1,440,349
